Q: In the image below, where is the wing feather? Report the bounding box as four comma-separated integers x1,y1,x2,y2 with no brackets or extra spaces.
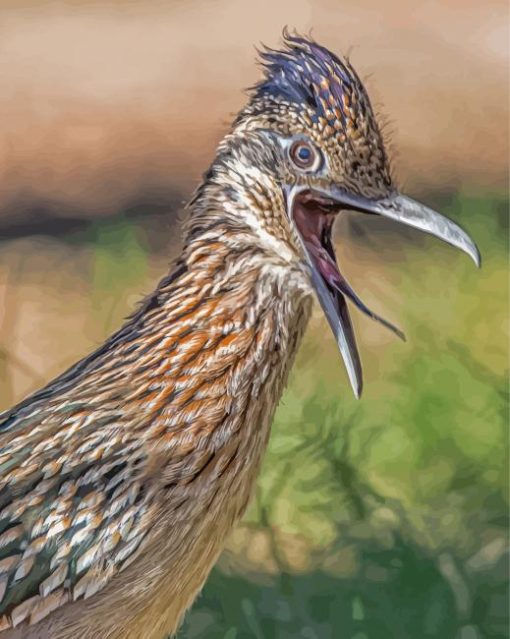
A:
0,402,156,629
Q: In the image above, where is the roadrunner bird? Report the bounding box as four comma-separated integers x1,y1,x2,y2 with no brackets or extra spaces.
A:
0,32,479,638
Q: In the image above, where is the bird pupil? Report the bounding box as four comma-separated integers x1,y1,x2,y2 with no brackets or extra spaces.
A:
298,146,311,160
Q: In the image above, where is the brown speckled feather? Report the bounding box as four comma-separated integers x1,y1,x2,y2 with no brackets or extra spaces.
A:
0,213,312,636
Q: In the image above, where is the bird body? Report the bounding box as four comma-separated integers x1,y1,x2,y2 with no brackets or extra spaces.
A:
0,32,479,637
0,135,312,637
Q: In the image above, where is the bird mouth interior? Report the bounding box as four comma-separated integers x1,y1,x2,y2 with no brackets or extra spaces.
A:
292,191,345,298
292,190,405,340
291,189,405,397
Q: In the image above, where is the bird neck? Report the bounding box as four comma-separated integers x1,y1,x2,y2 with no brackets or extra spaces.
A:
60,155,312,432
183,130,299,265
100,162,313,443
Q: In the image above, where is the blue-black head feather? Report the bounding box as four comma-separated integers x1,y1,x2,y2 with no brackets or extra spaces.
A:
252,31,363,118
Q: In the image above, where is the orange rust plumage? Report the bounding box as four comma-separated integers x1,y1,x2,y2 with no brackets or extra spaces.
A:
0,221,311,637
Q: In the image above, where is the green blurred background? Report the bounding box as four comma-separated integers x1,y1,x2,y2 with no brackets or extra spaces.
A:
0,2,508,638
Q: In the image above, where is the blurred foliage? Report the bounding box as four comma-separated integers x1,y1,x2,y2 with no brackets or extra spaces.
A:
89,215,150,337
0,191,507,638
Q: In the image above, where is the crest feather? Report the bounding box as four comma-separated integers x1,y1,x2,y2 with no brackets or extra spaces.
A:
252,30,369,127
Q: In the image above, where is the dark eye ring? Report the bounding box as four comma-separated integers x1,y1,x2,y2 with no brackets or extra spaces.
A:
289,140,321,171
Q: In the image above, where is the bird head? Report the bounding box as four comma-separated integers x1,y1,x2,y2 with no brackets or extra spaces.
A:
201,32,481,398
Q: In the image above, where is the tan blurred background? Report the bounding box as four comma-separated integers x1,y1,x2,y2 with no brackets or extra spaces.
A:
0,0,507,227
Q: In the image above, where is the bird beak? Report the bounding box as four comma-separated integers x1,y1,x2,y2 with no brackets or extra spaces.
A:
327,187,481,267
287,185,481,399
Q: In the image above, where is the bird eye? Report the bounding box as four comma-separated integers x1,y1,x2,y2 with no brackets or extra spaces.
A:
289,140,322,172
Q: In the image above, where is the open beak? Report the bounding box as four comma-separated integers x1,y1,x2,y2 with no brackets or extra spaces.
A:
288,186,481,398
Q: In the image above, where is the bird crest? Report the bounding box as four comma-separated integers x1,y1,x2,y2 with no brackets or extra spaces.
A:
239,30,393,195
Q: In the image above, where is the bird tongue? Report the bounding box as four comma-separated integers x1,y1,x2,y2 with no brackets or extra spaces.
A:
303,239,405,341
